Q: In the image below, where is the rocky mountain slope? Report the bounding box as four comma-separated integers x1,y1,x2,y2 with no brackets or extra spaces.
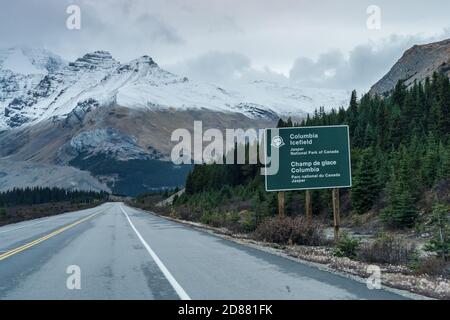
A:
370,38,450,96
0,159,110,193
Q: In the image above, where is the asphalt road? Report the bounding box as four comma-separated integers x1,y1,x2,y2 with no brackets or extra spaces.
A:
0,202,408,300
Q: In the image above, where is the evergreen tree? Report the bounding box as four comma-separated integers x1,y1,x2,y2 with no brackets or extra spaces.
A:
347,90,358,137
392,80,407,107
438,143,450,180
351,148,380,214
438,74,450,136
424,203,450,261
421,134,440,187
382,147,419,228
277,118,286,128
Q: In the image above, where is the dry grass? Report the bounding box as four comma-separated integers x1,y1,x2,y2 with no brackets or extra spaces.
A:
253,216,327,246
414,257,450,277
357,234,416,265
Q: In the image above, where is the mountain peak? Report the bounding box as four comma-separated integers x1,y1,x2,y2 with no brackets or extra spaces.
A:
136,55,157,65
69,51,118,71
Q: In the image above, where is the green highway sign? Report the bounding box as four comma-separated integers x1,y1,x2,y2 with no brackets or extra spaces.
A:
265,126,352,192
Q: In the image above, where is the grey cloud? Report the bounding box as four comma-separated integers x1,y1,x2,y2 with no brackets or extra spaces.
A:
135,14,184,44
0,0,184,62
169,52,251,83
290,32,450,91
167,51,287,86
2,0,450,91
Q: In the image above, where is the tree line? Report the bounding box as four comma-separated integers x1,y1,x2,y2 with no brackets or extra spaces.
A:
0,187,108,207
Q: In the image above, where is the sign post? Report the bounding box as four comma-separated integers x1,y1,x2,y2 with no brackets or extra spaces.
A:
278,192,285,216
305,190,312,225
265,126,351,235
332,188,340,241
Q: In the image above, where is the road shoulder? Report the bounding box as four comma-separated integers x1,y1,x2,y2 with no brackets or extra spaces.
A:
128,205,439,300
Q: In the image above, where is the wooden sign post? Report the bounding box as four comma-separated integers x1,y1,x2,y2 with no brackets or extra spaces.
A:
305,190,312,225
278,191,285,216
332,188,340,242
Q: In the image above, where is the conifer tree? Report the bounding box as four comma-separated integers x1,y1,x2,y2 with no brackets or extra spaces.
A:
347,90,358,137
382,147,419,228
351,148,380,214
425,203,450,261
438,75,450,136
437,143,450,180
421,134,440,187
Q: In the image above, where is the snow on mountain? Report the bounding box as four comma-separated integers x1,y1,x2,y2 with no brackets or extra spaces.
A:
0,46,66,129
0,48,350,130
227,80,350,119
0,46,66,75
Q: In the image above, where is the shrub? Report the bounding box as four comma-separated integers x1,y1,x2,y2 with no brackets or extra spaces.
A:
240,211,257,232
177,205,201,221
253,216,325,246
200,211,222,227
0,207,7,218
223,211,240,231
357,233,416,265
333,233,360,258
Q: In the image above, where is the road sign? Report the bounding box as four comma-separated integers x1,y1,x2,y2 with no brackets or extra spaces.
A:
265,125,352,192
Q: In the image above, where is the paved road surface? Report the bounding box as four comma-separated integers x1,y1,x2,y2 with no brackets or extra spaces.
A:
0,203,407,300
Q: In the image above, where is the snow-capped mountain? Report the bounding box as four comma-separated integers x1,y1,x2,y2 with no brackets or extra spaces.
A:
0,46,66,128
0,49,349,130
0,47,350,195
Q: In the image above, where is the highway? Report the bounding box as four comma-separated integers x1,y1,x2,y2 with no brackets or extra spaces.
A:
0,202,407,300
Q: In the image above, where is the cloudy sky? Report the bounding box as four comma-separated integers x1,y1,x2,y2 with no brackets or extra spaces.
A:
1,0,450,91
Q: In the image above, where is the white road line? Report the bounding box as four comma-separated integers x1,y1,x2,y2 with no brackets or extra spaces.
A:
120,205,191,300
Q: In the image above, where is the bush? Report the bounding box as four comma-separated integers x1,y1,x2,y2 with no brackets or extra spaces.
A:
357,233,416,265
200,211,222,227
177,205,201,221
239,211,257,232
0,207,7,218
253,216,325,246
333,233,360,258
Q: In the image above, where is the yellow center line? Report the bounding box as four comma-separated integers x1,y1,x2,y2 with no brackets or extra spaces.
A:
0,209,106,262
